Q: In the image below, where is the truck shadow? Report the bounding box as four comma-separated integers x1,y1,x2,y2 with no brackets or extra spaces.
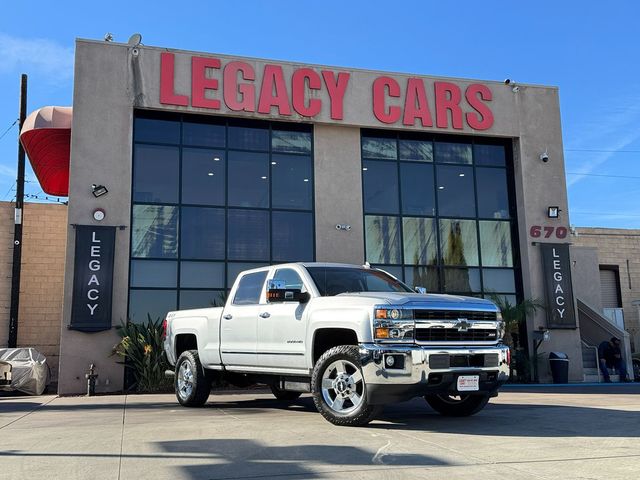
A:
210,395,640,438
154,438,448,480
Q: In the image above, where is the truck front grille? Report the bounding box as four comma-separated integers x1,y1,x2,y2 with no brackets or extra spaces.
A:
415,328,498,342
414,310,497,321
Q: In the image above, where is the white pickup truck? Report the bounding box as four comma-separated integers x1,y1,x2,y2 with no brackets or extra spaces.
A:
164,263,509,426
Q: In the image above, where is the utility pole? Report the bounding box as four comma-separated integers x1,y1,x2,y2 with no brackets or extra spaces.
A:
8,74,27,348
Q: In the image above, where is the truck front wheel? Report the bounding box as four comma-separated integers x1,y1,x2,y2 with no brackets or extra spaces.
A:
424,393,490,417
175,350,211,407
311,345,381,426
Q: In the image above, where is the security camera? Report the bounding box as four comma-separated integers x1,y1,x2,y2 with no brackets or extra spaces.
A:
540,152,549,162
131,48,140,57
504,79,511,85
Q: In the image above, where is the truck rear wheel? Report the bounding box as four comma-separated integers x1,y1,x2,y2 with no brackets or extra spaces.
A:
311,345,381,426
424,393,490,417
175,350,211,407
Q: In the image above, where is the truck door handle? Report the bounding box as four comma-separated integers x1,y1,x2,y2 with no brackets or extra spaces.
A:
259,312,271,318
223,314,233,320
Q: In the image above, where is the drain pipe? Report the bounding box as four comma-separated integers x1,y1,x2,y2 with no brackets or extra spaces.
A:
85,364,98,396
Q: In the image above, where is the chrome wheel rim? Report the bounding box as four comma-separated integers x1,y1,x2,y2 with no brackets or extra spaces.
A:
177,360,194,400
321,359,364,414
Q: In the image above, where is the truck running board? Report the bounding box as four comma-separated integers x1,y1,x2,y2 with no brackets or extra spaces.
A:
282,378,311,392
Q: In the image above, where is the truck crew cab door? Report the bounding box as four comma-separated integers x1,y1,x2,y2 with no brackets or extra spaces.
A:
220,269,268,369
256,267,310,371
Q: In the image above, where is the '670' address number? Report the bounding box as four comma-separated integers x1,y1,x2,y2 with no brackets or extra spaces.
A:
529,225,568,239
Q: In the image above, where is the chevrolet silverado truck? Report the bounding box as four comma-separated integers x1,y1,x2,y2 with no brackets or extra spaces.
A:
164,263,509,426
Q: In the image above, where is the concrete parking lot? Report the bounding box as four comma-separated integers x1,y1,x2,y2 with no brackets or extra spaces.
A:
1,386,639,480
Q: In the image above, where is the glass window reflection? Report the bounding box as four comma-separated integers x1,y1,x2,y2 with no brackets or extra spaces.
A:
227,209,270,261
271,154,313,210
180,262,225,289
479,221,513,267
130,260,177,288
228,125,269,151
131,205,178,258
482,269,516,293
434,142,472,164
182,149,225,206
400,163,435,216
134,118,180,144
474,144,506,166
402,217,437,265
365,216,401,264
272,211,313,262
363,161,399,214
476,168,509,219
129,289,177,323
404,266,439,292
443,268,481,293
439,219,478,266
228,151,269,208
183,121,225,148
272,130,312,154
180,290,226,309
133,145,179,203
436,165,475,218
362,137,397,159
399,139,433,162
181,207,225,259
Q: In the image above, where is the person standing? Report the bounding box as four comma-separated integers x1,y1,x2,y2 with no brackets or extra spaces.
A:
598,337,630,382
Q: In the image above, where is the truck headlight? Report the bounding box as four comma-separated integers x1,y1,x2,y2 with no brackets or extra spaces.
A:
374,308,414,342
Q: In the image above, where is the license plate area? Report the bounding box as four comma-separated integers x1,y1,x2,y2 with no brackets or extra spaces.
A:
456,375,479,392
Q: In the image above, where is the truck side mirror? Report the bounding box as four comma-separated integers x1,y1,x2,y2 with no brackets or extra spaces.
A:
414,286,427,294
267,280,310,304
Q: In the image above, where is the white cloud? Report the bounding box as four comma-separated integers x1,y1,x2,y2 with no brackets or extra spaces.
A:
0,32,73,79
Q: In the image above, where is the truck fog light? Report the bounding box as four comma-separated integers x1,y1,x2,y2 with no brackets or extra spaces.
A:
385,355,395,367
389,328,400,338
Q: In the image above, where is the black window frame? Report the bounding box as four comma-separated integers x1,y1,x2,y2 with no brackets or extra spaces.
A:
128,111,315,321
360,129,522,302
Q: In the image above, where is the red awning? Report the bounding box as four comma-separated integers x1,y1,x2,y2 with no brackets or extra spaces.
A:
20,106,72,197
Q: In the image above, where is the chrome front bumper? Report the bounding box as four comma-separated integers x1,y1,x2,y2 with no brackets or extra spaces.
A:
359,343,510,404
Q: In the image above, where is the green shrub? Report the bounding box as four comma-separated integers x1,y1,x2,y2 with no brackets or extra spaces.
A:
112,315,172,393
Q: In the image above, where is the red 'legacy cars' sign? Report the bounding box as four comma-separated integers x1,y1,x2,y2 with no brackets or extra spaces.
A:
159,52,494,131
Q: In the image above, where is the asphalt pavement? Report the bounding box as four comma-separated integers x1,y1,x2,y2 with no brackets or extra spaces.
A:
1,386,639,480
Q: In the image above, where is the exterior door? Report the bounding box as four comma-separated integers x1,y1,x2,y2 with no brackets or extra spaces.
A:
257,267,310,370
220,270,268,368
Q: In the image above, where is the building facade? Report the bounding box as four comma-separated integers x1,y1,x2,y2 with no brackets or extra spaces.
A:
22,39,596,393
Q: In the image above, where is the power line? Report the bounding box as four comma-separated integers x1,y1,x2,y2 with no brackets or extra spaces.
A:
571,211,640,218
565,148,640,153
0,119,18,141
567,172,640,179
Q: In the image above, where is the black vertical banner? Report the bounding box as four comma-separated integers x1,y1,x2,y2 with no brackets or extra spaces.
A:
70,226,116,332
540,243,576,329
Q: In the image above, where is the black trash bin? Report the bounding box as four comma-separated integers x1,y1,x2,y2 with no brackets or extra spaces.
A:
549,352,569,384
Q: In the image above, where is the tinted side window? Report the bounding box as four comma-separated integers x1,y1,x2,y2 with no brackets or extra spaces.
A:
273,268,305,290
233,271,268,305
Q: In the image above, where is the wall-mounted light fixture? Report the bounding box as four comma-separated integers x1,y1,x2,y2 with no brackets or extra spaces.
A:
540,150,549,162
91,184,109,198
547,206,560,218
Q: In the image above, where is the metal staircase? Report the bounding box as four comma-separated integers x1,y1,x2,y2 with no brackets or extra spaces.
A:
577,299,633,382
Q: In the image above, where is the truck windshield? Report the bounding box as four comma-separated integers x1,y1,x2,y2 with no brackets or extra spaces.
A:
306,267,413,296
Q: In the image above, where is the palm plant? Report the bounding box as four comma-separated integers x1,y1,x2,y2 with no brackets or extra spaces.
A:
489,295,544,350
112,315,172,393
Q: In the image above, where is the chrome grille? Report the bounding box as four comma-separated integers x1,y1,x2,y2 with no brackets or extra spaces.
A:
414,310,497,321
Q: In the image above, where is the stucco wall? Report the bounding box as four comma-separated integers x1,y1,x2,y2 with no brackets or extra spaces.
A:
572,228,640,351
0,202,67,383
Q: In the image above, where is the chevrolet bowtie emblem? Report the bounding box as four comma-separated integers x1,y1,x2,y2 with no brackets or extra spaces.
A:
455,319,471,332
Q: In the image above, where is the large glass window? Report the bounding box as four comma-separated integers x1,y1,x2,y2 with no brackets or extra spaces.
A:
362,131,519,299
130,113,314,321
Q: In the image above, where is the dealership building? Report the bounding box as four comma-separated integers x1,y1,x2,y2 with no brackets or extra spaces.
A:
3,38,636,394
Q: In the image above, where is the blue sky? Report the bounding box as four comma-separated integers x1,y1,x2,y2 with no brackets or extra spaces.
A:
1,1,639,227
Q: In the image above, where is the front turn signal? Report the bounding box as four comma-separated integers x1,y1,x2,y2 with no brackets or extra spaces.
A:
375,327,390,339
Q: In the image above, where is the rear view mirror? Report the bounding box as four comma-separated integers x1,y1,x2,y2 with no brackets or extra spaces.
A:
267,280,310,303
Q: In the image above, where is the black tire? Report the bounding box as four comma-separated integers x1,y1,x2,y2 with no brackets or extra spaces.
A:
270,384,302,402
175,350,211,407
425,393,490,417
311,345,381,426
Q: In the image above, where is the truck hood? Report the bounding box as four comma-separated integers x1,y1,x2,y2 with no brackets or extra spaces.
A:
336,292,498,311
